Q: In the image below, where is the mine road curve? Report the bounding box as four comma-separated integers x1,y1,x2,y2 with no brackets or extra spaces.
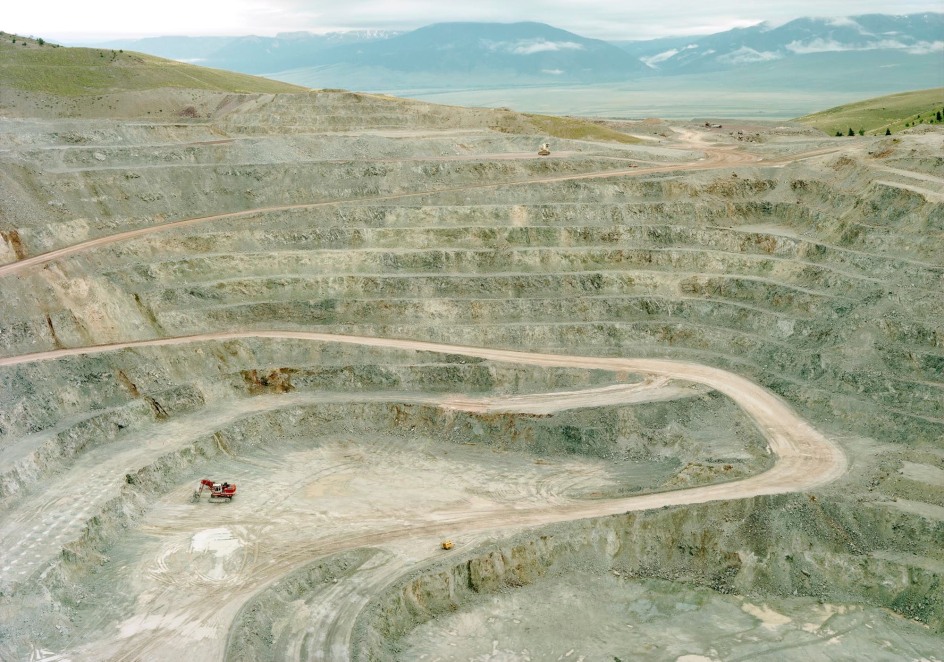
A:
2,331,847,660
0,138,842,279
0,331,850,500
0,131,848,658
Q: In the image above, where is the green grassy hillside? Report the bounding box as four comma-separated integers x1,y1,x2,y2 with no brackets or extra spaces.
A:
795,88,944,136
525,114,641,144
482,107,641,144
0,33,306,95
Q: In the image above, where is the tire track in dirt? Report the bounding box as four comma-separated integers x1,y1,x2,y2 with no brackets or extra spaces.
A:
0,330,846,602
0,131,847,658
1,331,847,660
0,330,848,495
0,379,687,592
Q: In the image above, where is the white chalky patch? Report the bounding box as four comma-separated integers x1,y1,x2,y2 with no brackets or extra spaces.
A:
741,603,792,629
190,527,242,580
190,527,240,557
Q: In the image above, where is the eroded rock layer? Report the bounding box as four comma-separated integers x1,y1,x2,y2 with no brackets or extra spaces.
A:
0,90,941,659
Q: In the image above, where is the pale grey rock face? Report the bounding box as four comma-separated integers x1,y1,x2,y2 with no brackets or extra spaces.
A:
0,89,941,661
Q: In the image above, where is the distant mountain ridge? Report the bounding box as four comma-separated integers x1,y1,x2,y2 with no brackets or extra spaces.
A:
304,22,652,80
84,13,943,94
95,30,401,74
620,12,943,73
95,22,650,84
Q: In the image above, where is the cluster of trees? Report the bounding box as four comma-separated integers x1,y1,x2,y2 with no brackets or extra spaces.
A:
835,108,944,137
906,110,944,126
5,34,55,47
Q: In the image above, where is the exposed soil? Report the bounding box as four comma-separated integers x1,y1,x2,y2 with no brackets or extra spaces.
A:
399,573,943,661
0,88,941,660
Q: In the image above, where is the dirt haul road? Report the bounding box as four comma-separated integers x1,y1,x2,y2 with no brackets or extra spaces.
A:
0,137,843,279
1,331,846,660
0,127,848,659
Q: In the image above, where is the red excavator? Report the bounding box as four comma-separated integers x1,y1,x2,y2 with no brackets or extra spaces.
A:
193,479,237,501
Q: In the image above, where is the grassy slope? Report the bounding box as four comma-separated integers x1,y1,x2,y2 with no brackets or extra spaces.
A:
795,88,944,136
0,34,306,95
525,114,640,144
484,107,640,144
0,34,639,144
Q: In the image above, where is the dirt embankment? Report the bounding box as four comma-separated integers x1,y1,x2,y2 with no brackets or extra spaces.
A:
1,97,941,660
349,495,944,660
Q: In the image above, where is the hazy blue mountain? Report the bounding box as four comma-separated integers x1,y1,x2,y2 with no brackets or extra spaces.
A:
305,22,652,81
622,12,944,74
83,14,942,103
92,35,239,61
91,30,399,73
90,22,651,85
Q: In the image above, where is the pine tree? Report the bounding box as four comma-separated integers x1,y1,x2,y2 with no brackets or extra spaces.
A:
885,128,891,135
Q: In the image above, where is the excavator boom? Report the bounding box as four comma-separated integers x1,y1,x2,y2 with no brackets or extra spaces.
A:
193,478,237,501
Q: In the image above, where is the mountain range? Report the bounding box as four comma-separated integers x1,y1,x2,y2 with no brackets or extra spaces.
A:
619,12,944,74
89,13,943,95
95,30,401,75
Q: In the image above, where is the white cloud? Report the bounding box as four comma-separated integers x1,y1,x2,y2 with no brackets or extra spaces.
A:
641,48,680,67
541,68,565,74
641,42,702,68
826,16,864,29
859,39,909,49
717,46,781,63
787,38,867,52
6,0,290,40
508,39,585,55
9,0,944,43
785,37,944,53
906,40,944,54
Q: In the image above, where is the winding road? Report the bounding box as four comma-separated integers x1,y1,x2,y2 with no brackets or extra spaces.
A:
0,129,851,660
1,330,847,661
0,330,848,499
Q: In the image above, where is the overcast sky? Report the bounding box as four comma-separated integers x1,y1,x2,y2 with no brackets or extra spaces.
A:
7,0,944,42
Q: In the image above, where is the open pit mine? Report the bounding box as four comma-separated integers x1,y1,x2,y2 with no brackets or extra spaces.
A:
1,79,943,660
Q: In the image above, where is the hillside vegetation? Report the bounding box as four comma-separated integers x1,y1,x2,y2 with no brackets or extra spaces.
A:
796,87,944,136
0,33,305,95
525,114,641,144
483,108,640,144
0,34,644,142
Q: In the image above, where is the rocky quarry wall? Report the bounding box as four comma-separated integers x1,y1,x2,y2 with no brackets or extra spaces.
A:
349,495,943,660
0,92,941,657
